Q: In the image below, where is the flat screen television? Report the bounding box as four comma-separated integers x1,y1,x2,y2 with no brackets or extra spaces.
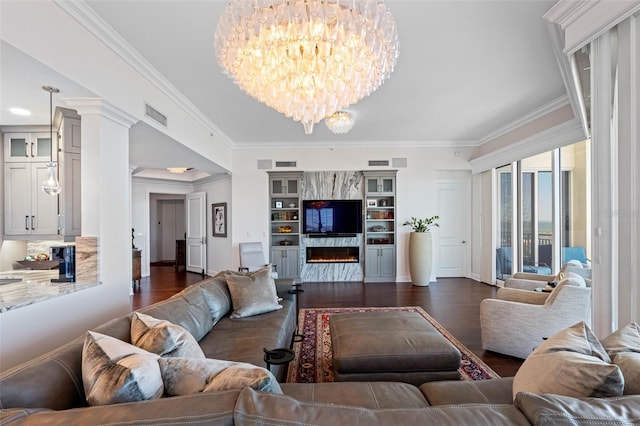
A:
302,199,362,236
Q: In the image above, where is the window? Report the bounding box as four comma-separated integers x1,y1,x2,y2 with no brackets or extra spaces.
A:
495,140,590,281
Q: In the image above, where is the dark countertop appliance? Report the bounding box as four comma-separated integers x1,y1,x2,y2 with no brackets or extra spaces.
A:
50,246,76,282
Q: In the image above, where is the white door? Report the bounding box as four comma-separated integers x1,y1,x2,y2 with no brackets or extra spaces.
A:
186,192,206,274
436,181,469,277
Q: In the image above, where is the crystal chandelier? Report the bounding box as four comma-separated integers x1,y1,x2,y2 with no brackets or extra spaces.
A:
214,0,399,134
325,111,354,134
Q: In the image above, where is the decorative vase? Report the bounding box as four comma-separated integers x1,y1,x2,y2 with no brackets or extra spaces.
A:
409,232,433,286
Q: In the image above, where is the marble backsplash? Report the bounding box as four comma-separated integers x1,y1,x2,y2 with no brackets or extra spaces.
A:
76,236,99,283
300,171,364,282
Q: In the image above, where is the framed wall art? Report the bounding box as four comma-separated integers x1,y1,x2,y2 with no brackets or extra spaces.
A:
212,202,227,237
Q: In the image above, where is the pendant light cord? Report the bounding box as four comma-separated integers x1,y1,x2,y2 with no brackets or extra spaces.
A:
42,85,59,162
49,88,53,162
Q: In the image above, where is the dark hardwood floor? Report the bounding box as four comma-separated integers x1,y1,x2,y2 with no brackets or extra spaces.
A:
131,267,523,377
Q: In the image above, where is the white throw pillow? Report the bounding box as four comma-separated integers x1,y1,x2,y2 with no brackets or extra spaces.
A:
82,331,163,406
512,322,624,399
601,322,640,394
130,312,205,358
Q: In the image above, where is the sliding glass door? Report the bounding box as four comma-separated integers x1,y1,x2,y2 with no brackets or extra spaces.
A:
495,140,590,282
496,164,514,281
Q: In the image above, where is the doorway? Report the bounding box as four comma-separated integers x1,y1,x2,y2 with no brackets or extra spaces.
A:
149,194,186,266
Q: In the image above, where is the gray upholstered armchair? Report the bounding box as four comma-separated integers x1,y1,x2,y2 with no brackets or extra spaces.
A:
480,274,591,359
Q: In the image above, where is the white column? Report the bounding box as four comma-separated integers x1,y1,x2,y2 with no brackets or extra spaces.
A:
590,32,616,336
615,16,640,327
62,98,137,293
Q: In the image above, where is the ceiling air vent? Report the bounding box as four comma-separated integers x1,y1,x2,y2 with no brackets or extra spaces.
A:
145,103,168,127
257,159,272,170
368,160,389,167
392,158,407,168
275,161,297,168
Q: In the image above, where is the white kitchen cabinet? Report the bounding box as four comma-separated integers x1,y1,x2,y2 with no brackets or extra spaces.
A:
3,132,56,163
59,152,81,237
56,108,82,237
4,162,59,235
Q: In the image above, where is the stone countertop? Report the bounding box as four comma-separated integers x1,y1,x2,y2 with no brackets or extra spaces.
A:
0,270,100,313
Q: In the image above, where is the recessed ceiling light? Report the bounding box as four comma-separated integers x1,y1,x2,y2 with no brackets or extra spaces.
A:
10,107,31,116
167,167,189,174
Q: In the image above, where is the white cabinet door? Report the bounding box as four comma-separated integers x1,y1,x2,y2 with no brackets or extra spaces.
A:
4,163,59,235
59,152,82,236
31,163,60,235
4,163,31,235
271,247,299,279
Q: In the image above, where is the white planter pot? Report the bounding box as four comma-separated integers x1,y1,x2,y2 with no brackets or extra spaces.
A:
409,232,433,286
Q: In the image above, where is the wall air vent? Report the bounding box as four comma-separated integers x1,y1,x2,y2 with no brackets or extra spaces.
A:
275,161,297,168
392,158,407,168
257,159,272,170
368,160,389,167
145,103,168,127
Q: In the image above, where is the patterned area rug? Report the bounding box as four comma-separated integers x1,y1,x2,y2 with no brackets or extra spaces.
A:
286,306,500,383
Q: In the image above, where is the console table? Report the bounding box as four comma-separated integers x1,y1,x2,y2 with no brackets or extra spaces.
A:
132,249,141,291
175,240,186,271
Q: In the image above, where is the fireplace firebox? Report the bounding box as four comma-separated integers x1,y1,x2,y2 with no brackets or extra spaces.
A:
306,246,359,264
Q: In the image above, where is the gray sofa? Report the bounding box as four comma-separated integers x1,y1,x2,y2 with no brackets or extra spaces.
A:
1,273,639,425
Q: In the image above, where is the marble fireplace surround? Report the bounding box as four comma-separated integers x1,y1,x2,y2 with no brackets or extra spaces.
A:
300,171,364,282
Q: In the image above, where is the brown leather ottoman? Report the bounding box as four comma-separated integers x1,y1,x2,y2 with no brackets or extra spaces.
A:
329,311,461,385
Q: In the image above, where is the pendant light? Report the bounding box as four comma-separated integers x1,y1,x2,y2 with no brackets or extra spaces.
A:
41,85,62,196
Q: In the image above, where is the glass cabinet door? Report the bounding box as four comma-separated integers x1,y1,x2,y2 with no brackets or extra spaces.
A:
271,177,299,195
380,177,394,193
366,176,394,194
6,134,29,161
34,135,53,161
4,133,54,162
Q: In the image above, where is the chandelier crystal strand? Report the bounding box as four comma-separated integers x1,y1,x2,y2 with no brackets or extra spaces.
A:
214,0,399,134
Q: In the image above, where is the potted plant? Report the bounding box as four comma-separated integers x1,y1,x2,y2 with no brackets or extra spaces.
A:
403,216,439,286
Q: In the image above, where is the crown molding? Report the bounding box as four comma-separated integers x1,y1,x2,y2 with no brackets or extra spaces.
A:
54,0,233,148
545,0,640,55
545,21,591,139
231,139,480,149
470,119,585,174
478,96,571,145
62,98,137,128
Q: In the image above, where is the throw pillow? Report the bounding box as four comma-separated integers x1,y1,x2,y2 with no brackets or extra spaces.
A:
512,321,624,399
130,312,205,359
158,357,282,396
515,392,640,426
601,322,640,394
225,265,282,318
82,331,163,406
197,276,232,325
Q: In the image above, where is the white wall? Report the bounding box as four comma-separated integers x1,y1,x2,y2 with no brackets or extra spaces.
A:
132,179,193,277
194,176,233,274
131,176,232,277
230,146,472,281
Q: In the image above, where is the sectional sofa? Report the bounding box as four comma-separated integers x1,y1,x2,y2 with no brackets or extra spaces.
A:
1,271,638,425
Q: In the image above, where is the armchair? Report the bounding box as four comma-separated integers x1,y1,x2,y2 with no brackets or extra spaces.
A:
238,242,278,279
506,261,592,291
480,274,591,359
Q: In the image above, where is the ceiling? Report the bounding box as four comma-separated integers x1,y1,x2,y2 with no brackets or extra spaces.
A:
1,0,567,173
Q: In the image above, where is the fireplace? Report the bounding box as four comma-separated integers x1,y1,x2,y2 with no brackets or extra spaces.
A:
306,246,359,264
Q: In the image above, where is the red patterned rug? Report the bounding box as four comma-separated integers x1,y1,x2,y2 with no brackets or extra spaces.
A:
286,306,500,383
